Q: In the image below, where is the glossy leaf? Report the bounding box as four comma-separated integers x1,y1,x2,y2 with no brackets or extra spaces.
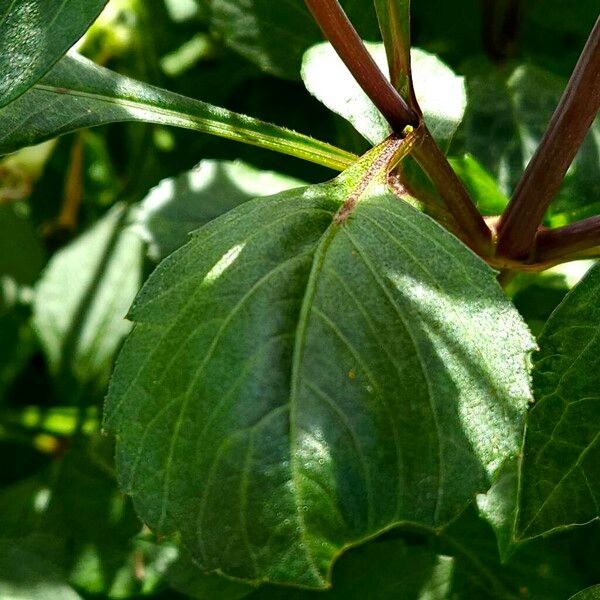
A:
302,43,466,147
517,263,600,539
0,0,108,107
0,54,356,172
105,139,534,588
134,160,304,261
33,204,143,393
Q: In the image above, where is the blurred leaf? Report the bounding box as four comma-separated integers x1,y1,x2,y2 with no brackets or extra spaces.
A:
0,204,45,285
106,140,533,587
517,263,600,539
0,53,355,172
0,0,108,107
0,535,83,600
32,203,143,395
449,154,508,216
208,0,380,80
302,43,466,148
134,159,304,261
0,438,153,598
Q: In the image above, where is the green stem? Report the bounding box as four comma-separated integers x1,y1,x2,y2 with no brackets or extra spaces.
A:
373,0,419,108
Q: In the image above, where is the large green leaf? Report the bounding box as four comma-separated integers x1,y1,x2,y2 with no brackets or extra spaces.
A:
105,137,533,588
33,204,143,395
517,262,600,539
0,54,355,171
134,159,304,261
208,0,381,80
0,0,108,107
301,43,466,148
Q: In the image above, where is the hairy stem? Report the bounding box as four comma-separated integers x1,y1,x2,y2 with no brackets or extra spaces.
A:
535,216,600,261
304,0,419,131
412,130,493,255
305,0,491,254
496,15,600,259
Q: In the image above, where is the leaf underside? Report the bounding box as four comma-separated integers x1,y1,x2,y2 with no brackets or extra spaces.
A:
518,263,600,539
105,145,533,588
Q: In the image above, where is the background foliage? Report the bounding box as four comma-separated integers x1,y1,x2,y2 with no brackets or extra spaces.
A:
1,0,599,598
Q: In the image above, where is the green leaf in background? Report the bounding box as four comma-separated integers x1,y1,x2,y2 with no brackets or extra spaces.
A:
0,535,83,600
570,586,600,600
208,0,381,80
133,159,304,261
517,263,600,539
0,0,108,107
0,54,356,172
32,204,143,396
439,506,587,600
0,204,45,285
301,43,466,148
105,138,534,588
449,155,508,216
0,438,155,599
460,62,600,225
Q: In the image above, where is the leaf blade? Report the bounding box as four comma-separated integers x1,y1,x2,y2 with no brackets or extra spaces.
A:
517,263,600,539
105,141,534,588
0,0,108,107
0,54,356,171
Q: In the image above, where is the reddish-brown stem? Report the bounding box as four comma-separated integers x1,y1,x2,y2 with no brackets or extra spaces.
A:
412,130,493,255
305,0,491,255
534,215,600,261
496,15,600,260
304,0,419,131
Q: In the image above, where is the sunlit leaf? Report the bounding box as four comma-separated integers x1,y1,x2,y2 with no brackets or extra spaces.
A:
302,43,466,148
33,204,143,394
0,54,356,172
134,160,304,261
105,138,533,588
